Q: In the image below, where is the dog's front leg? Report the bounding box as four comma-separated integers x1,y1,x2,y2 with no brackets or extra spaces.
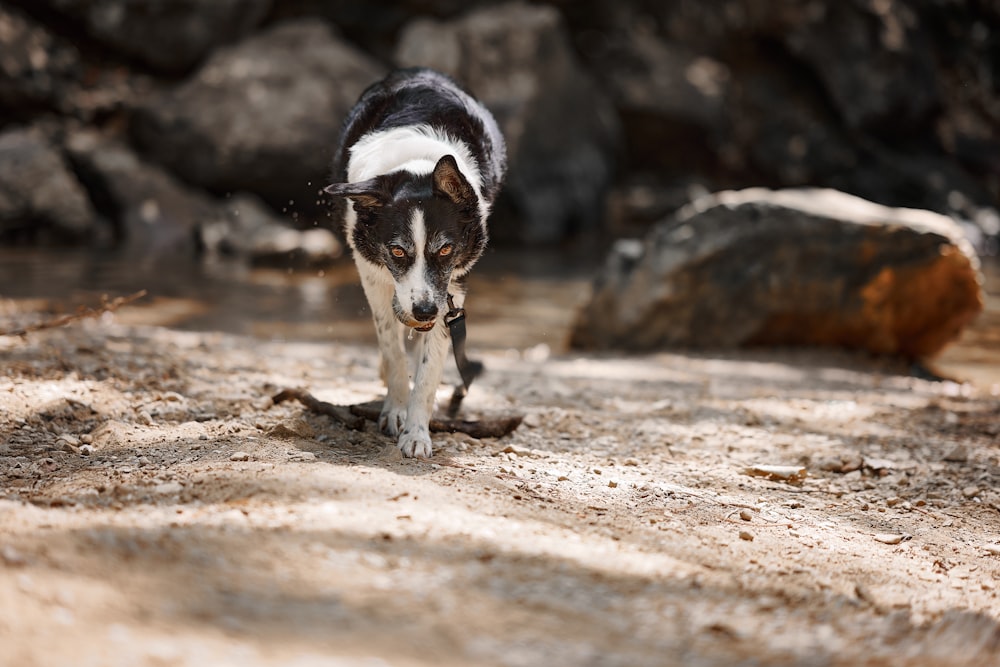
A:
362,275,410,437
398,323,450,458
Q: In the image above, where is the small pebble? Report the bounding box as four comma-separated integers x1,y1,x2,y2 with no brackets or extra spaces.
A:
962,486,980,499
874,533,903,545
229,451,251,462
739,509,753,522
137,456,152,467
137,410,154,426
79,444,94,456
522,413,542,428
943,445,968,463
739,530,754,542
608,480,618,488
886,497,902,507
1,545,27,566
154,481,183,495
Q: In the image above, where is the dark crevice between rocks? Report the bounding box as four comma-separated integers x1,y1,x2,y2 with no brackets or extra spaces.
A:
61,149,126,245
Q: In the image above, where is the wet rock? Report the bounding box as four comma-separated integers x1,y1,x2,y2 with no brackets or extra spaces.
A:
37,0,272,74
130,20,383,218
197,193,342,268
0,126,98,244
572,188,983,359
67,132,341,264
0,5,81,120
396,1,621,243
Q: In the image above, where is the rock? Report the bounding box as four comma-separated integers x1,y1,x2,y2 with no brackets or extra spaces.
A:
67,131,341,263
0,5,81,120
942,444,969,463
66,132,216,253
783,1,938,132
874,533,904,545
396,1,621,243
229,451,250,462
578,18,730,177
130,20,384,219
197,193,342,267
0,126,98,244
153,481,183,495
37,0,272,74
738,530,753,542
571,188,983,358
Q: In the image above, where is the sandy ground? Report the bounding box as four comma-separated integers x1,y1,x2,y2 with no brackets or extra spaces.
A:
2,313,1000,666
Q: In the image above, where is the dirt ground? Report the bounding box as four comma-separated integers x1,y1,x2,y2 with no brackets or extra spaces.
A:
2,309,1000,666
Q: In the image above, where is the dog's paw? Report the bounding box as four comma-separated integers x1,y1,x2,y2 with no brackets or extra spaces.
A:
398,427,432,458
378,403,406,437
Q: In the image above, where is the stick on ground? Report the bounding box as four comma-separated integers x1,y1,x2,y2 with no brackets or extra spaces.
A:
272,389,522,439
272,388,366,430
0,290,148,337
350,401,522,439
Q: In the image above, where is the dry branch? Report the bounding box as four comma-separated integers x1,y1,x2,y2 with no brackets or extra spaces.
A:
272,389,522,439
0,290,148,337
271,388,366,430
350,401,523,439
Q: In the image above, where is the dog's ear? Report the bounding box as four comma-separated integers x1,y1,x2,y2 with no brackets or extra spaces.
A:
432,155,476,207
323,179,385,209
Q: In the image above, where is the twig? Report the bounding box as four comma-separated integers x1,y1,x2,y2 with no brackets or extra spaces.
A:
271,388,366,430
0,290,148,337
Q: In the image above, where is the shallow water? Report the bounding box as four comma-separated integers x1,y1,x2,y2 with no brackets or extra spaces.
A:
0,247,594,352
1,246,997,390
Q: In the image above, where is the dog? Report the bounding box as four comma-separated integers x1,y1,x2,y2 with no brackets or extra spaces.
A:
324,68,506,458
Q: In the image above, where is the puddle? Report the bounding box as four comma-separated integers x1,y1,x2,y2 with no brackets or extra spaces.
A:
0,246,594,353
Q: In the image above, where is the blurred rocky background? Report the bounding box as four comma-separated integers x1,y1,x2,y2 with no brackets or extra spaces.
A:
1,0,997,355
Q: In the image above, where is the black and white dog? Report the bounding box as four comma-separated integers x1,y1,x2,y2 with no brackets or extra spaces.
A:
325,68,506,458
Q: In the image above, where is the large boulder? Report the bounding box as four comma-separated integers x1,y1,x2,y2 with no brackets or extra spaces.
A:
130,20,384,217
66,132,342,265
396,1,622,243
0,126,98,244
571,188,983,359
0,5,81,121
66,131,218,254
36,0,272,74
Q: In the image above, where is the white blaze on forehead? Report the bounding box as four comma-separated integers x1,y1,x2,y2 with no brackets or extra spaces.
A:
394,208,431,312
410,207,426,253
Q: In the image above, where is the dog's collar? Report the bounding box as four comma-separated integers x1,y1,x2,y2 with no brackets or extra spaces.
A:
445,294,483,418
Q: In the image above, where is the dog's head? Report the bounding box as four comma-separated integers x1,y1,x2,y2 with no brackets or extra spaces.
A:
325,155,486,331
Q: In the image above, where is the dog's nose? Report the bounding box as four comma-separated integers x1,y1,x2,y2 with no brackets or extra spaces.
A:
412,302,439,322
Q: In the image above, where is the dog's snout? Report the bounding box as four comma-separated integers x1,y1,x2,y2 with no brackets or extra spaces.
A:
412,302,439,322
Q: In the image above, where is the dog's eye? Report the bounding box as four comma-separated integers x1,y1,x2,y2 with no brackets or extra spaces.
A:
390,246,406,259
438,244,453,257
